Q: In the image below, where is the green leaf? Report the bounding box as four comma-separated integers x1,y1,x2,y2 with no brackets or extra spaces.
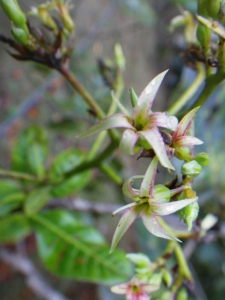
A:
49,149,90,197
11,125,47,178
31,210,131,284
25,187,50,215
0,213,31,243
0,180,25,217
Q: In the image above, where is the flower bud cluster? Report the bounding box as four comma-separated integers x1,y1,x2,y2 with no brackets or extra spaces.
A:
0,0,29,45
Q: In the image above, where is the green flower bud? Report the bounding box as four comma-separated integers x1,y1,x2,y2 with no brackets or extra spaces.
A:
11,23,28,45
0,0,26,27
175,147,192,161
194,152,209,167
55,1,75,32
169,15,186,32
159,291,172,300
153,184,171,203
197,0,208,17
162,268,172,287
126,253,150,268
31,6,57,33
149,273,162,286
114,43,126,71
176,288,188,300
182,160,202,177
178,201,199,230
196,23,210,48
206,0,220,19
129,88,138,108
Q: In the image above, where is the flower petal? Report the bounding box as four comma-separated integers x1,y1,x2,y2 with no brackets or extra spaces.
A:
122,175,144,200
145,112,178,131
151,197,198,216
173,136,203,148
142,208,178,240
110,205,143,253
139,156,158,198
139,128,174,170
77,114,134,138
110,283,128,294
133,70,168,127
112,202,139,216
119,129,139,155
172,107,200,140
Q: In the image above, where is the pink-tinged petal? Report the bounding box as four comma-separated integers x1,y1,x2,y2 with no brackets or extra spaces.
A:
112,202,139,216
122,175,143,200
142,208,178,241
110,283,128,294
133,70,168,127
139,156,158,198
127,292,150,300
151,197,198,216
145,112,178,131
110,205,144,253
139,128,174,170
173,136,203,148
172,107,200,140
119,129,139,155
77,114,134,138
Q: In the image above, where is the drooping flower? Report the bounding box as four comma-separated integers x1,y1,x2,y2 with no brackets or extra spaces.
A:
78,70,178,169
110,156,198,252
111,277,159,300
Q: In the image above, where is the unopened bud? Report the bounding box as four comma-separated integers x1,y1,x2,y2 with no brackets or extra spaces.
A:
114,43,126,71
149,273,162,286
206,0,220,19
30,6,57,33
55,1,75,32
126,253,150,268
169,15,186,32
196,23,210,48
0,0,26,27
194,152,209,167
162,268,172,287
176,288,188,300
178,201,199,230
175,146,192,161
129,88,138,108
153,184,171,202
11,23,28,45
182,160,202,177
159,291,172,300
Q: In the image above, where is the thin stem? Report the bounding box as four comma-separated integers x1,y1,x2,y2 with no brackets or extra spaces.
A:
167,63,205,115
99,164,122,185
58,65,105,120
150,241,175,272
157,218,193,283
189,38,225,111
174,243,193,283
0,169,38,182
189,71,224,110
